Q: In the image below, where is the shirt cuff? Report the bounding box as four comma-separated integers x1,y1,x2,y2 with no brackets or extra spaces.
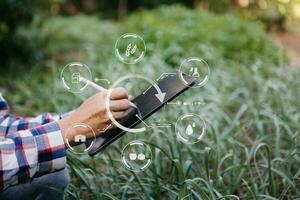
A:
32,122,66,174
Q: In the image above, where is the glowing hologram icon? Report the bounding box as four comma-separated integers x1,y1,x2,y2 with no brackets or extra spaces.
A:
125,43,137,56
71,73,80,84
186,122,196,135
134,114,171,129
156,73,176,81
61,62,92,93
106,74,166,133
129,153,145,161
166,101,205,106
149,123,172,128
167,101,181,105
65,123,96,154
175,114,206,144
94,78,110,85
179,57,210,88
115,33,146,64
74,134,86,142
121,140,152,172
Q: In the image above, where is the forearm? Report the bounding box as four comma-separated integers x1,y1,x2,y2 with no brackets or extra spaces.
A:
57,110,102,145
2,112,70,135
0,122,66,191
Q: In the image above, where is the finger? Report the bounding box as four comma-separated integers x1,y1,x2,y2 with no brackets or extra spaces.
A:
129,95,134,101
110,87,128,100
112,111,128,120
109,99,131,111
96,123,113,134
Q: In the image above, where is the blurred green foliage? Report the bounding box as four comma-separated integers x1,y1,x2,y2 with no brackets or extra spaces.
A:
1,5,299,199
0,0,43,67
0,0,297,68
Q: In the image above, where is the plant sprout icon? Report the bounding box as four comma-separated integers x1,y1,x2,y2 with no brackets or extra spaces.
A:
125,43,137,57
186,122,196,135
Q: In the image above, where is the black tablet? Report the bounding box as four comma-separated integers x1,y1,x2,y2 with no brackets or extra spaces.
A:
86,71,195,156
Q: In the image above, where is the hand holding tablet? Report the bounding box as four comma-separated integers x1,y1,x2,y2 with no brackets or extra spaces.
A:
85,71,195,156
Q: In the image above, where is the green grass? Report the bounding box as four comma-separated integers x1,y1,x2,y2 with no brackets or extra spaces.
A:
1,5,300,199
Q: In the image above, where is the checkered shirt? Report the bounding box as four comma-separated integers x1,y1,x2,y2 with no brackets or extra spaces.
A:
0,93,66,191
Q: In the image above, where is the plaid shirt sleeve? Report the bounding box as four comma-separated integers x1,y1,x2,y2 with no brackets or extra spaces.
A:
0,94,67,191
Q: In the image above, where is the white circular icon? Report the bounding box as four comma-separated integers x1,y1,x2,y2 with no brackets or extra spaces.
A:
61,62,92,93
115,33,146,64
64,123,96,154
121,140,152,172
175,114,206,144
179,58,210,88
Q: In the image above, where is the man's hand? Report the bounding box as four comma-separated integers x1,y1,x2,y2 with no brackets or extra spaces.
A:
58,87,131,145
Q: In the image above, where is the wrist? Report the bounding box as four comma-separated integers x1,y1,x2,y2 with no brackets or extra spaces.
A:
57,117,75,144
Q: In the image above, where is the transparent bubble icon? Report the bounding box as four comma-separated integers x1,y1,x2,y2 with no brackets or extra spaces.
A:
121,140,152,172
64,123,96,155
179,57,210,88
175,114,206,144
61,62,92,93
115,33,146,64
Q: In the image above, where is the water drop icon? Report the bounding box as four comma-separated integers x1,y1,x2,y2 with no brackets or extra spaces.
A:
186,124,194,135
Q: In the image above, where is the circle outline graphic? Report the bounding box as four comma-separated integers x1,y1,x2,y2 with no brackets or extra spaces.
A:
179,57,210,88
121,140,152,172
60,62,92,93
175,113,206,144
65,123,96,154
115,33,146,64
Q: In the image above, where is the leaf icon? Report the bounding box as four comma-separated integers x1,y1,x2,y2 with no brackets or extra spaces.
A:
186,124,193,135
125,43,137,57
125,43,132,57
131,45,137,55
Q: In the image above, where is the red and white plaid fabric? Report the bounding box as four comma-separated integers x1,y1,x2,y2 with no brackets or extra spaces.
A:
0,93,66,191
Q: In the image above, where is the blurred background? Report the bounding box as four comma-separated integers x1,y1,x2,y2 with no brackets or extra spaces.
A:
0,0,299,199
